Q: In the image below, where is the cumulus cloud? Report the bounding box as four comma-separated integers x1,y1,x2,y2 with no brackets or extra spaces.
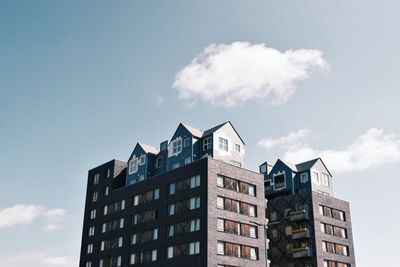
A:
258,129,310,149
259,128,400,173
0,204,66,230
173,42,329,107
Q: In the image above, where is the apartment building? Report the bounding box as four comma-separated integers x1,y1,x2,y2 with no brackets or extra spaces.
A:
79,122,266,267
260,159,356,267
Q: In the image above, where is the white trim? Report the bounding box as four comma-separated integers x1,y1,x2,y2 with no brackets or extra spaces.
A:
273,171,286,191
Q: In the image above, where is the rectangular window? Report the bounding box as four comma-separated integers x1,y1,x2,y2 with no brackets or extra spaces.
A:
172,139,182,154
168,197,200,216
139,155,146,165
88,226,95,236
217,196,257,217
129,158,138,174
320,205,346,221
300,173,309,183
107,168,112,178
168,219,200,237
91,191,98,202
235,143,241,153
100,237,123,251
217,218,258,238
167,241,200,258
99,256,121,267
133,209,158,225
217,174,256,196
203,137,212,151
131,228,158,244
217,241,258,260
104,186,109,196
219,137,228,151
321,173,330,187
103,200,125,215
169,175,201,195
274,174,286,190
130,249,157,265
185,157,191,165
87,243,93,254
93,173,100,185
134,188,160,206
90,209,96,219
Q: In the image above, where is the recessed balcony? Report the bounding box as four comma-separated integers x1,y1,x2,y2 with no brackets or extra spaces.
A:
292,246,313,258
287,209,310,221
292,228,312,239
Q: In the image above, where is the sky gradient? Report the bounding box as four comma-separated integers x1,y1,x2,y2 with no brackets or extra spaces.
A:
1,1,399,266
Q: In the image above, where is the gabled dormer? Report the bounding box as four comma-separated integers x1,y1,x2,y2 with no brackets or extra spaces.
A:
295,158,333,196
200,121,246,168
264,159,297,198
126,143,159,186
167,123,203,171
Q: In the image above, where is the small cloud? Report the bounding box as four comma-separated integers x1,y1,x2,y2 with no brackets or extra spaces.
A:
173,42,329,107
44,224,60,232
259,128,400,173
258,129,310,149
0,205,66,230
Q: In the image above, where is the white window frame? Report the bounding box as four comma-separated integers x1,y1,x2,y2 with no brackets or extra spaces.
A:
235,143,241,153
90,209,96,219
300,172,309,183
129,157,138,174
172,138,182,155
94,173,100,185
273,172,286,190
139,155,146,165
219,137,228,151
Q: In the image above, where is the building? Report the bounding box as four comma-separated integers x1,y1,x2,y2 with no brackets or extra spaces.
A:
260,159,356,267
79,122,267,267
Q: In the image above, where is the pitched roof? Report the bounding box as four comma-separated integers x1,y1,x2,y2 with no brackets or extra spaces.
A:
295,158,320,172
281,160,298,172
138,143,159,155
181,123,203,138
203,121,245,145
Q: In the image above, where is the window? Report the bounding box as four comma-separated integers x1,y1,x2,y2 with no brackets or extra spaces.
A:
184,138,191,147
319,205,346,221
88,226,95,236
167,241,200,258
300,173,309,183
134,189,159,206
322,241,349,256
139,155,146,165
321,222,347,238
86,262,91,267
93,173,100,185
99,256,121,267
131,228,158,244
219,137,228,151
324,260,350,267
104,186,109,196
217,241,258,260
104,200,125,215
133,209,158,225
185,157,191,165
321,173,330,187
168,218,200,237
168,197,201,215
90,209,96,219
265,180,272,191
129,158,138,174
274,174,285,190
203,137,212,150
217,196,257,217
91,191,98,202
87,243,93,254
235,143,241,153
217,174,256,196
269,211,277,221
130,250,157,264
101,218,124,233
155,157,162,168
169,175,201,195
107,168,112,178
217,218,258,238
100,237,123,251
172,138,182,154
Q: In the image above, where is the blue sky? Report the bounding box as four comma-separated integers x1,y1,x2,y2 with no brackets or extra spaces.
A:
1,1,399,266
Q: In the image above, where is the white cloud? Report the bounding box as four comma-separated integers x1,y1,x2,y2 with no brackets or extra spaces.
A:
260,128,400,173
0,251,76,266
0,204,66,230
173,42,329,107
258,129,310,149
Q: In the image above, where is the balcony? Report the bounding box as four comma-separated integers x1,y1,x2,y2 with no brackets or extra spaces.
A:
292,246,313,258
292,228,312,239
287,209,309,221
